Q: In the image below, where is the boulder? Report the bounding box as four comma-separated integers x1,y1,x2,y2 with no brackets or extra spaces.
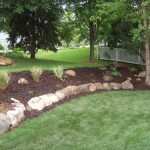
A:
61,86,80,97
89,83,96,92
18,78,29,85
65,70,76,77
102,75,113,82
28,97,44,111
79,84,90,93
95,82,103,90
103,83,111,90
0,113,11,135
138,71,145,78
55,90,65,100
110,82,121,90
0,56,13,66
121,80,134,89
7,107,24,127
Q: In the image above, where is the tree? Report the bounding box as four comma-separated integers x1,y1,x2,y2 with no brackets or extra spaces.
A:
66,0,99,63
0,0,64,59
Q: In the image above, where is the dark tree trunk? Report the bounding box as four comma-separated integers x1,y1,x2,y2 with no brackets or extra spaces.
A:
30,51,36,59
89,21,95,63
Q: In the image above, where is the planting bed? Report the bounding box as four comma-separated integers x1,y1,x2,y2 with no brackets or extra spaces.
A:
0,66,150,119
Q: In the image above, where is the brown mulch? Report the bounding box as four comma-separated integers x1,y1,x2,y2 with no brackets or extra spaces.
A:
0,66,150,118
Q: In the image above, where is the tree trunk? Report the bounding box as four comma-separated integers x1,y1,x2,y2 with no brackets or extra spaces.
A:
142,1,150,85
89,21,95,63
30,51,36,59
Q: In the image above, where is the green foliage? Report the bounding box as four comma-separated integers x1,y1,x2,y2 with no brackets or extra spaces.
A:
51,66,64,79
1,0,64,59
30,67,43,83
4,49,24,58
0,44,4,50
110,67,122,77
128,67,137,73
0,71,10,90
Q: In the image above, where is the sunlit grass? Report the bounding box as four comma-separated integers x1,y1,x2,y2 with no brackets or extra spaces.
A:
0,91,150,150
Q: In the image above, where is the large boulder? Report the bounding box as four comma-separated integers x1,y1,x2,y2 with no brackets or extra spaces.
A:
0,113,11,135
103,83,111,90
110,82,121,90
121,80,134,89
0,56,13,66
95,82,103,90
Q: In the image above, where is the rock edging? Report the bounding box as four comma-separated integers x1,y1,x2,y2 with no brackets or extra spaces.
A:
0,80,133,135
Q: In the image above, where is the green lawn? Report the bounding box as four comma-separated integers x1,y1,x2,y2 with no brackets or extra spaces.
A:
1,47,109,72
0,91,150,150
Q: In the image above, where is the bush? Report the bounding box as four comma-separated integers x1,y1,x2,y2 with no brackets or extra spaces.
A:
128,67,137,73
51,66,64,79
4,48,24,58
30,67,43,83
0,71,10,90
0,44,4,50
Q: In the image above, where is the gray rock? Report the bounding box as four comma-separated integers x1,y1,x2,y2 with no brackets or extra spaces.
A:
103,83,111,90
79,84,90,93
110,82,121,90
0,113,11,135
95,82,103,90
121,80,134,89
138,71,145,78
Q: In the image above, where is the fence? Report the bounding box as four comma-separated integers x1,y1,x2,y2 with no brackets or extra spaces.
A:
98,47,145,65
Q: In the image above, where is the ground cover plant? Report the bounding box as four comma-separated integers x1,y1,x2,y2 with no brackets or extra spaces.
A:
0,91,150,150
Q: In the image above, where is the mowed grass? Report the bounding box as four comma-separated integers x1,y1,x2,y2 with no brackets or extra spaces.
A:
0,91,150,150
0,47,109,72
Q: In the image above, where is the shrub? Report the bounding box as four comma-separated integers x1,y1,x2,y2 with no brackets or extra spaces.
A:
51,66,64,79
30,67,43,83
0,71,10,90
4,48,24,58
110,67,122,77
0,44,4,50
128,67,137,73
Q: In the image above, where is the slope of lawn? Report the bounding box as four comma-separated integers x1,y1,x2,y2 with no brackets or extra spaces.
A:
0,91,150,150
1,47,109,72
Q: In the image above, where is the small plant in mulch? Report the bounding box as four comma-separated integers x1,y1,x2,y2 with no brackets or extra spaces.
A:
127,77,132,81
128,67,137,73
0,71,10,90
51,66,64,80
99,66,107,71
136,77,142,81
30,67,43,83
110,66,122,77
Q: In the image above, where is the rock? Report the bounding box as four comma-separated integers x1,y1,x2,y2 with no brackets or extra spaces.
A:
79,84,90,93
102,75,113,82
0,56,13,66
65,70,76,76
61,86,80,97
138,71,145,78
0,113,11,135
110,82,121,90
11,98,20,103
121,80,134,89
95,82,103,90
103,83,111,90
18,78,29,85
45,93,59,103
12,102,26,111
28,97,44,111
55,90,65,100
89,83,96,92
7,107,24,127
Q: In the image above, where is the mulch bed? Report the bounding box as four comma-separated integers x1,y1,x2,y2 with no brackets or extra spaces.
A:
0,66,150,119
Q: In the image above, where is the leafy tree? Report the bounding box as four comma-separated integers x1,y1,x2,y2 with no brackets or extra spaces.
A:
0,0,64,59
